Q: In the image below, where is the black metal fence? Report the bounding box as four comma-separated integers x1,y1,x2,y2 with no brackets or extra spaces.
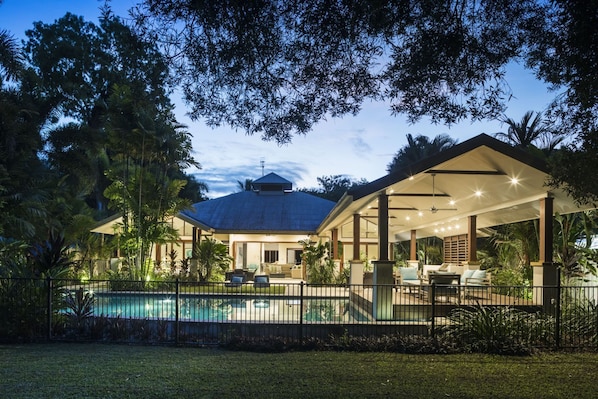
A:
0,277,596,350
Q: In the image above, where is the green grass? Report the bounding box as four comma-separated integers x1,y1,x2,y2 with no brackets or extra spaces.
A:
1,344,597,398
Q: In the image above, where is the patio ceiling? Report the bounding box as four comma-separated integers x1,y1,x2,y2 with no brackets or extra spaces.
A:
318,134,595,242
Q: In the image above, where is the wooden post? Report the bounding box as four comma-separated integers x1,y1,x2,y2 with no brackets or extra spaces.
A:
378,193,389,261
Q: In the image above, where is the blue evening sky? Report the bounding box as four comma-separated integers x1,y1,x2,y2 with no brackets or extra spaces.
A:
0,0,556,198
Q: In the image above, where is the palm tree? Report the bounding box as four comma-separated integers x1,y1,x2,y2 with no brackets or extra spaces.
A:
495,111,550,149
0,29,22,83
195,237,233,283
387,133,457,173
237,179,254,192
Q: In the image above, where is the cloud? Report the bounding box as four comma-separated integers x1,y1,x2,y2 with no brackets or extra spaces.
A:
350,133,372,155
193,160,310,198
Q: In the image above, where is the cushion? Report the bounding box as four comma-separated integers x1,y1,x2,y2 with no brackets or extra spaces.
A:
400,267,418,280
231,275,244,283
472,270,487,279
255,276,268,284
461,269,475,284
270,265,282,274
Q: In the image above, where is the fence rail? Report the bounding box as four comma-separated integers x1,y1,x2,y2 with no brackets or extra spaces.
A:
0,277,596,350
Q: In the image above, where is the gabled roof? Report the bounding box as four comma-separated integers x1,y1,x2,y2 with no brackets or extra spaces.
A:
179,190,335,234
318,133,593,241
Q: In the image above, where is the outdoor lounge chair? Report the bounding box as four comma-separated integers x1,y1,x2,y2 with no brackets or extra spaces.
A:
395,267,422,293
253,274,270,288
461,269,492,299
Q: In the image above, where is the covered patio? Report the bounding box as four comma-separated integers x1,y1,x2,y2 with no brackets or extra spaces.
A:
317,134,594,318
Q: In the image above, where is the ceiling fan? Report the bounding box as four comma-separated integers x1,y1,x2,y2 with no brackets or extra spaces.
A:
428,173,457,214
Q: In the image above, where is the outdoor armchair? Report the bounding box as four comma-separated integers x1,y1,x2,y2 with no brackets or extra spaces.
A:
461,269,492,299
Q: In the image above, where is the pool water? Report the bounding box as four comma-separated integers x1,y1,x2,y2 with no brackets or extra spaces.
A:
88,294,368,323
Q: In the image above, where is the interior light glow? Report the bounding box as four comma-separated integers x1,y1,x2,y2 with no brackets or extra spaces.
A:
449,200,456,206
510,177,519,184
418,211,424,217
475,190,482,197
405,216,410,221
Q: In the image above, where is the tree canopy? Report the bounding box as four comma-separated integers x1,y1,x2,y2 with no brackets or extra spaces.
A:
300,175,368,202
132,1,596,144
387,133,458,174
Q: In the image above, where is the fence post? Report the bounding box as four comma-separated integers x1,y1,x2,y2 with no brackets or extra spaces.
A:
555,270,562,350
175,278,180,345
299,281,304,343
430,283,436,338
46,276,52,341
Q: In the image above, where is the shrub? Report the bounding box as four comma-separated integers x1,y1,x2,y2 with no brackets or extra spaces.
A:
561,297,598,348
441,304,554,355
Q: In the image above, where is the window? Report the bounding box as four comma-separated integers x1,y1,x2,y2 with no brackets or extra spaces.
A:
264,250,279,263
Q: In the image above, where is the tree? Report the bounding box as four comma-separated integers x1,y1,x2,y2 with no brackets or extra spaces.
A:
0,29,22,83
194,237,233,283
300,175,367,202
299,239,336,284
24,9,178,213
132,1,598,140
387,133,457,173
237,179,254,192
102,84,197,279
494,111,551,149
132,2,598,203
132,0,546,144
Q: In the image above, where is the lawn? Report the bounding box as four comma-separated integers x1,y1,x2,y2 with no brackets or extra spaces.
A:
1,344,596,398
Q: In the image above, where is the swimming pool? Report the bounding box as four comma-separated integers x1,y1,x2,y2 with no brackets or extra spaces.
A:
88,293,368,323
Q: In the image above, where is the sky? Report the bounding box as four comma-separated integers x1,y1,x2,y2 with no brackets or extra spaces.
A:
0,0,557,198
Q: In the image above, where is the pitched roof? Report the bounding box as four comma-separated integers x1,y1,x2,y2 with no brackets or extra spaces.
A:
180,190,336,234
253,172,292,186
318,133,593,240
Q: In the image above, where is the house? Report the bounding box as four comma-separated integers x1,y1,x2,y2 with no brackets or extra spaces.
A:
92,134,594,296
92,172,336,279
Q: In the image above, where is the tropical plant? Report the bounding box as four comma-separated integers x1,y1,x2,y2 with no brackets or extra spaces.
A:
300,239,336,284
63,288,95,333
560,296,598,347
195,238,233,283
0,28,22,83
237,179,254,192
103,84,196,280
442,305,554,355
488,221,539,285
554,211,598,282
495,111,551,149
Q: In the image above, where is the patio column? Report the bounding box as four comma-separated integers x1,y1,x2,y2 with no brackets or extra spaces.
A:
332,228,339,259
373,192,393,320
352,214,360,261
378,192,389,261
332,227,342,273
349,214,364,285
467,215,477,263
534,196,558,313
191,227,201,276
408,230,419,268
